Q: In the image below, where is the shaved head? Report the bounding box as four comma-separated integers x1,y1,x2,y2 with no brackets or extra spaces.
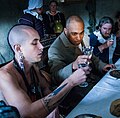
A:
64,15,85,45
8,25,39,51
66,15,84,29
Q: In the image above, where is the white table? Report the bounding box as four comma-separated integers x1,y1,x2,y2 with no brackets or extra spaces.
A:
66,59,120,118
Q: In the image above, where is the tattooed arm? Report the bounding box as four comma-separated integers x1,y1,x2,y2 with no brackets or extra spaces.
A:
42,68,87,114
0,67,86,118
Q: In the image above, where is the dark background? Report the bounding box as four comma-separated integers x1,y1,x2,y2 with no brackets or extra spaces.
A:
0,0,120,63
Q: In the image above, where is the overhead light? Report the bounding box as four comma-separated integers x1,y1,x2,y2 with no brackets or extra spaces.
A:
60,0,64,2
57,0,64,3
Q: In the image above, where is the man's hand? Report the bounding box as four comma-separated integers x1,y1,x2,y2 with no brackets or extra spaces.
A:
102,64,116,72
72,55,90,70
98,40,114,53
106,40,114,47
68,68,87,87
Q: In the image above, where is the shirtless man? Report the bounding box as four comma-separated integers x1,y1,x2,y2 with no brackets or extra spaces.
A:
0,24,88,118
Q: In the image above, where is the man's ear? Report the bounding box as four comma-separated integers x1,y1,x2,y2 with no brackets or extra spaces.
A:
14,44,21,53
64,28,67,35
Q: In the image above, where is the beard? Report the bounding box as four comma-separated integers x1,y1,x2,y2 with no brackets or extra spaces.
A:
100,30,111,39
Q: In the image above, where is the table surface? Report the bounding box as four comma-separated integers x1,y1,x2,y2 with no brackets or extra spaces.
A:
66,59,120,118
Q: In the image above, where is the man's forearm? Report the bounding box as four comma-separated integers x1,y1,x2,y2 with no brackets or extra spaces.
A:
98,43,108,53
42,79,72,113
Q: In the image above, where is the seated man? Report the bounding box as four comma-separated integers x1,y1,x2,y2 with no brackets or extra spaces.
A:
48,15,115,114
89,16,116,64
0,24,88,118
48,15,114,83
